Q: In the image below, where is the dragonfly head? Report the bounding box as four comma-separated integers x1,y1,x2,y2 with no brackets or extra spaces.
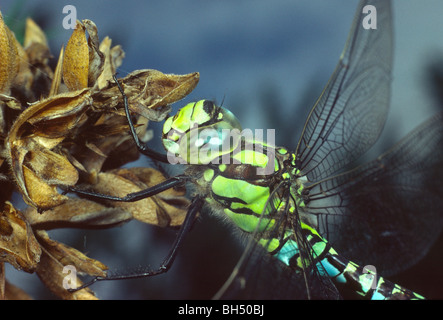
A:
162,100,242,164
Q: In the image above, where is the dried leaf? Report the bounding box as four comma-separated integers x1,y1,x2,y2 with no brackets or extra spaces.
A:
21,29,53,103
83,19,105,88
63,19,107,92
92,70,199,122
127,70,200,117
76,130,138,177
97,36,125,89
36,231,103,300
24,17,48,48
64,107,141,177
37,231,107,276
25,198,132,230
27,145,78,185
8,88,91,140
109,44,125,71
22,165,69,209
32,136,65,150
0,13,200,299
0,93,21,110
49,46,64,96
124,167,191,224
0,12,19,93
11,28,33,93
86,167,189,227
0,202,41,272
25,41,52,70
63,21,89,90
22,18,52,95
6,89,91,208
36,250,99,300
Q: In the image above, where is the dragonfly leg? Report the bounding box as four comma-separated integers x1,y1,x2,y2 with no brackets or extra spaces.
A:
68,196,204,292
113,75,169,163
65,175,189,202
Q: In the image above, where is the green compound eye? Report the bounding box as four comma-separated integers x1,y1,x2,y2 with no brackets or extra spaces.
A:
162,100,242,164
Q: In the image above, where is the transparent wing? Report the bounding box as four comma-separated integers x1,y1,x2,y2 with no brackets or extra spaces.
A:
216,0,395,300
215,240,340,300
295,0,393,182
306,112,443,274
215,183,340,300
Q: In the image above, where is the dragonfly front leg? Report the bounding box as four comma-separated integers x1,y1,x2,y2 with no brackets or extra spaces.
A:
68,195,204,292
65,175,188,202
113,75,170,164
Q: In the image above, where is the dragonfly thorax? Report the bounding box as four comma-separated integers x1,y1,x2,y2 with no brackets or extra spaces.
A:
192,143,311,236
163,100,314,252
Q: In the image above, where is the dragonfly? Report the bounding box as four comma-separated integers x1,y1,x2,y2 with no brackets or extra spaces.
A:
68,0,443,299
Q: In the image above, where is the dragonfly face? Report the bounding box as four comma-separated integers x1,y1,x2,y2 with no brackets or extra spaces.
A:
162,100,242,164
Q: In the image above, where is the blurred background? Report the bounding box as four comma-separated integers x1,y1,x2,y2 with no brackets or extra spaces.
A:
1,0,443,299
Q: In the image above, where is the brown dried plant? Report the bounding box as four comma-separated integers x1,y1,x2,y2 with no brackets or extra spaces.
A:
0,13,197,299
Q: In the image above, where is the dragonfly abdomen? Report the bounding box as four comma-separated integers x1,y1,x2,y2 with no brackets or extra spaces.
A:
273,222,425,300
324,253,424,300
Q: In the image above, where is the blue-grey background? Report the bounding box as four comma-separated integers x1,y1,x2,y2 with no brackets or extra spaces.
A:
1,0,443,299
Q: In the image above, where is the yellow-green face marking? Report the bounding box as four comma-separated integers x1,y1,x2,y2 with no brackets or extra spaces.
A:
162,100,242,164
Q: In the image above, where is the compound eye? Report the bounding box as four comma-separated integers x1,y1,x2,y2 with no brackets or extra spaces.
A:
162,100,242,164
194,127,224,149
219,107,242,132
180,121,242,164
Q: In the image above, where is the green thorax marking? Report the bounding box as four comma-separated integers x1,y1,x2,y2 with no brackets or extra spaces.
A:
203,144,307,234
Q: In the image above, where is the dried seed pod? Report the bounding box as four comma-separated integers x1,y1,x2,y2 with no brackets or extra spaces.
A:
0,202,41,273
6,89,92,209
0,12,198,299
0,12,19,94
